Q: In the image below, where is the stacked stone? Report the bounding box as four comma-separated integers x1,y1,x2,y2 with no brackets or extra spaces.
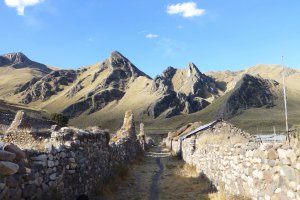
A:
0,142,26,199
138,123,146,150
181,135,300,199
0,111,144,200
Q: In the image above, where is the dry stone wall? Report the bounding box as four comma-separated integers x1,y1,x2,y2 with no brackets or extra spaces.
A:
165,121,300,200
0,111,143,200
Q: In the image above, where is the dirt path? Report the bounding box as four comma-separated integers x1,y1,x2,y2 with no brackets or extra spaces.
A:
99,146,216,200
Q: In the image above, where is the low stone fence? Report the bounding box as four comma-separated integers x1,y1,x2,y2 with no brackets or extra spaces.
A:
0,111,143,200
165,121,300,200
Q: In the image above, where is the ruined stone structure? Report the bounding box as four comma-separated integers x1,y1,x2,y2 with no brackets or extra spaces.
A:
6,110,31,134
165,121,300,200
0,111,142,200
138,123,146,150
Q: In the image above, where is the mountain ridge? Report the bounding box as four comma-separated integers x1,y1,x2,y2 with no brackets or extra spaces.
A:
1,51,299,133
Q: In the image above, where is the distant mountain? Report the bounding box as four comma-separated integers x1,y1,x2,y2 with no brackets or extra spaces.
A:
0,52,53,99
0,52,51,73
1,52,300,133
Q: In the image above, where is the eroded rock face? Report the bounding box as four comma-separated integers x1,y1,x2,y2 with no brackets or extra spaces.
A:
218,74,278,118
62,89,125,117
16,70,77,104
147,63,221,118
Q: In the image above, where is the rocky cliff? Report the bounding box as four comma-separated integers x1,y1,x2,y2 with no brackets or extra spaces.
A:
218,74,279,118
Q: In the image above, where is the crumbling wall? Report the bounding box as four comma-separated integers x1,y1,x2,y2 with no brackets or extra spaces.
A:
0,111,142,200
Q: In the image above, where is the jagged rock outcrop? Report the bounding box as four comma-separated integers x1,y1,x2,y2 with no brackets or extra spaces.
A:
16,70,77,103
147,63,220,118
0,52,51,73
62,51,151,117
218,74,278,118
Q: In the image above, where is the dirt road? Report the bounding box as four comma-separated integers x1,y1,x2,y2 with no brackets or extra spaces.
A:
101,146,215,200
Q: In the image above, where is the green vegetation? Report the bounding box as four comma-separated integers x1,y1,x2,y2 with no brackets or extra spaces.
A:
50,113,69,126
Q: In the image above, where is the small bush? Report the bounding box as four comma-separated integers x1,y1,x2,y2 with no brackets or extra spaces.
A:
50,113,69,126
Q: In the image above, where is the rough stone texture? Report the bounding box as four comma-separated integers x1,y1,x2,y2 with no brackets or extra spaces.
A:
115,110,136,140
0,111,143,200
6,110,31,134
147,64,220,118
138,123,146,150
15,70,77,104
218,74,278,119
165,121,300,200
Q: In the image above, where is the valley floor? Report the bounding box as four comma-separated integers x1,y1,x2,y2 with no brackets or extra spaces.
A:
96,146,216,200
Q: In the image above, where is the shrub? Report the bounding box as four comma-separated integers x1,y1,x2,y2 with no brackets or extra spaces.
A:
50,113,69,126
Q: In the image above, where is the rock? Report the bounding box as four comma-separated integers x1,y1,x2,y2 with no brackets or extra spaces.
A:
31,154,47,161
277,149,288,160
280,165,297,181
22,184,36,198
0,161,19,175
267,149,278,160
50,125,60,131
49,173,56,181
0,150,16,161
4,144,25,160
6,176,18,188
48,160,55,168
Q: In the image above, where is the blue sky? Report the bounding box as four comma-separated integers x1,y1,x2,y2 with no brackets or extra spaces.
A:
0,0,299,77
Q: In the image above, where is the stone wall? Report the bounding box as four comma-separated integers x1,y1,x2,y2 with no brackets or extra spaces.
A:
165,121,300,200
0,111,143,200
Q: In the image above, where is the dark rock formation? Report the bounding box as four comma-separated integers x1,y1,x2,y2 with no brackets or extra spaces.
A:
16,70,77,103
218,74,278,118
0,52,52,74
62,89,125,117
147,63,218,118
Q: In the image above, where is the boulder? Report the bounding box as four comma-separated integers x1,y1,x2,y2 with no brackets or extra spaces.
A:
0,150,16,161
0,161,19,175
4,144,26,160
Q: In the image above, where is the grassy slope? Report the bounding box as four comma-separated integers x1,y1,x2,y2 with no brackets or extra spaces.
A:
2,63,299,135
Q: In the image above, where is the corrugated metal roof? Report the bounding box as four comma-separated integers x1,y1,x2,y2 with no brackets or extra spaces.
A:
180,120,218,141
255,134,286,142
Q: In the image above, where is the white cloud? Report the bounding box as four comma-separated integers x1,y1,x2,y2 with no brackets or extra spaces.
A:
167,2,205,18
177,25,183,29
146,33,159,39
4,0,44,15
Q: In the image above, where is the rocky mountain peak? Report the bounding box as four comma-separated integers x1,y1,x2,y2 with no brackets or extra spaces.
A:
107,51,150,79
5,52,29,63
109,51,128,61
0,52,52,74
161,66,177,79
0,52,30,66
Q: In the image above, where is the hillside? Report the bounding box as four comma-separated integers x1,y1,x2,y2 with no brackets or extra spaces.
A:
0,52,53,99
0,52,299,134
